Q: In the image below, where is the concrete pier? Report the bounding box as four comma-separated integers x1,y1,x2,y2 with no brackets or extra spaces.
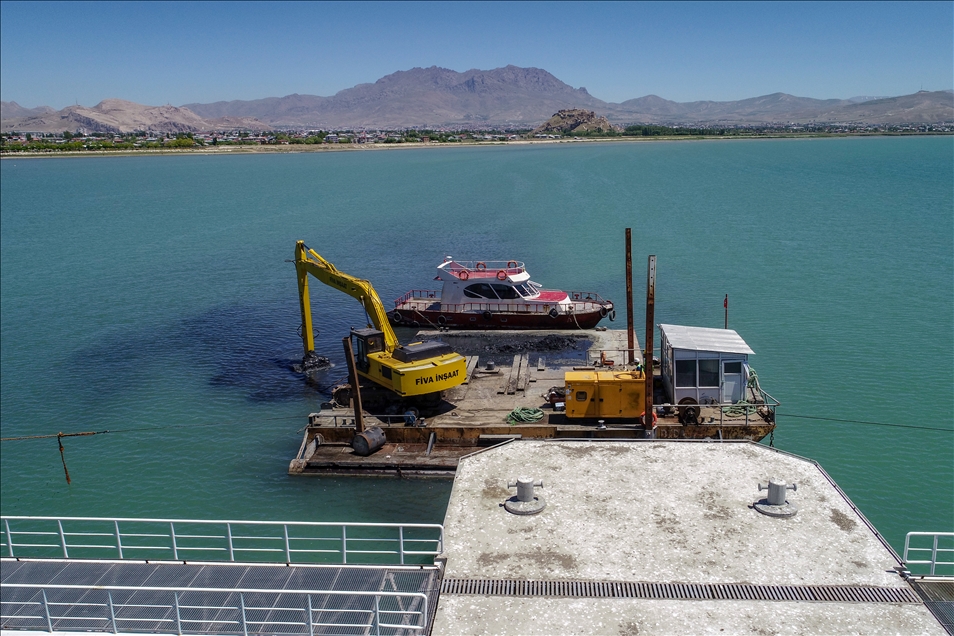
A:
431,439,945,635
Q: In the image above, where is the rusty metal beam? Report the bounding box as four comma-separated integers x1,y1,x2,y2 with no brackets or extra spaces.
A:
625,228,635,365
342,336,365,433
644,255,656,430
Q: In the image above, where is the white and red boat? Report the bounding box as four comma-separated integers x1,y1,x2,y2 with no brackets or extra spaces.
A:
389,258,615,330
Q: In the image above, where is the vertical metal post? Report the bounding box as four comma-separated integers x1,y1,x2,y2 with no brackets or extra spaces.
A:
342,526,348,564
114,521,123,559
342,336,365,433
170,522,179,561
284,524,292,563
239,593,249,636
107,591,118,634
644,255,656,431
57,520,69,558
306,594,315,636
724,294,728,329
932,535,939,575
625,228,635,364
373,595,381,636
41,588,53,633
173,592,183,635
226,523,235,561
4,518,14,557
398,526,405,565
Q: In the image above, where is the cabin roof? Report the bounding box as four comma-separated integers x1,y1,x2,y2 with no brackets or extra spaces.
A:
659,323,755,355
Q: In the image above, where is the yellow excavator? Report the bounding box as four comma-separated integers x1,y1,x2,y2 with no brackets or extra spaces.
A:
294,241,467,399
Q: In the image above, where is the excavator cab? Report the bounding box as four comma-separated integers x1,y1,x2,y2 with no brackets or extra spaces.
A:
350,328,385,373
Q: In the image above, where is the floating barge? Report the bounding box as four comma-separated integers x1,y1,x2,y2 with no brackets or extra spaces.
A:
289,327,779,477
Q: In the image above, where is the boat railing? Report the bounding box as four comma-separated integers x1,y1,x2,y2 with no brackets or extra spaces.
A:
565,291,609,304
903,532,954,576
440,260,526,275
1,516,443,565
395,296,610,316
395,289,441,306
0,583,430,635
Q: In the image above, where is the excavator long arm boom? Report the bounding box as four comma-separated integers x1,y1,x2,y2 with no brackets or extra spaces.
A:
294,241,399,354
293,240,467,398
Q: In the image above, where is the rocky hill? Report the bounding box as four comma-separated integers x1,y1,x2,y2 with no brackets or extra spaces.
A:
1,101,55,120
613,90,954,124
1,99,266,134
533,109,619,134
3,67,952,131
184,65,605,128
181,67,953,127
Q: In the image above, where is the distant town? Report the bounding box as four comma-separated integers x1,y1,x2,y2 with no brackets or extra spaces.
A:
2,121,951,154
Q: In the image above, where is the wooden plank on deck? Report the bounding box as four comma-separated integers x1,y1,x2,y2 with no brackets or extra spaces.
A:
505,354,521,394
516,353,530,391
464,356,480,384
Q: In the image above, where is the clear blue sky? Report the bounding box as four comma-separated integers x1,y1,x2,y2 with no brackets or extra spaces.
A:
1,1,951,109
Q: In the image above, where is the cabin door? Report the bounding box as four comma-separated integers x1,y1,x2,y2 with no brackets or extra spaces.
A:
721,361,744,403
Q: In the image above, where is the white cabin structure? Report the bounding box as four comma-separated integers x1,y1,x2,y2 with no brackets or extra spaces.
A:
659,324,755,406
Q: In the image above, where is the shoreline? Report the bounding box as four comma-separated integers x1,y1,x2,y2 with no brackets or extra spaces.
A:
1,131,949,159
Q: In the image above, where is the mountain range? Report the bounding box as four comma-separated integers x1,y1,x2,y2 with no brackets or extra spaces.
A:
3,65,952,133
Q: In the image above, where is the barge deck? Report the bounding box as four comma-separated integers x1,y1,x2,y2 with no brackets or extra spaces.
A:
290,328,777,476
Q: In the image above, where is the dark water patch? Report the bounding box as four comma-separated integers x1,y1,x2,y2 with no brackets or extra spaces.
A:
66,299,348,406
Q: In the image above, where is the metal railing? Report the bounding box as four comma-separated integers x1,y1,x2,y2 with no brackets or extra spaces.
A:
0,583,428,635
903,532,954,576
394,291,611,316
1,517,443,565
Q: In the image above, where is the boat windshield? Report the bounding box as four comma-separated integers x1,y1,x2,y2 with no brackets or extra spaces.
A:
463,283,521,300
514,284,538,298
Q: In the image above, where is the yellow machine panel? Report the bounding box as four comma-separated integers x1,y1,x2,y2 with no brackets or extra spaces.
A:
377,354,467,397
565,371,599,418
565,370,646,419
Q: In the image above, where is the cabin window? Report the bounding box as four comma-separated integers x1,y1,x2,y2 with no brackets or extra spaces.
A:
675,360,696,387
575,391,588,402
490,283,519,299
463,283,497,299
723,361,742,374
699,359,720,387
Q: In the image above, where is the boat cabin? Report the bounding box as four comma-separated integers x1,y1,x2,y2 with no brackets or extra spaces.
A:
658,324,754,406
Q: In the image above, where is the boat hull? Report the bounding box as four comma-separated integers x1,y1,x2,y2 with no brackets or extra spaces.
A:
388,307,610,330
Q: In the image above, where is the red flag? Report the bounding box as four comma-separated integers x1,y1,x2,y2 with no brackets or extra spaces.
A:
724,295,728,309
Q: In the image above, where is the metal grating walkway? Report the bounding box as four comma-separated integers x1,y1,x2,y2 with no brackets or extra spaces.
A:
909,580,954,635
2,559,441,635
441,578,922,603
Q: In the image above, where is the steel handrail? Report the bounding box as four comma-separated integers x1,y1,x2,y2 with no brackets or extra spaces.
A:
904,532,954,576
1,517,443,565
0,583,428,633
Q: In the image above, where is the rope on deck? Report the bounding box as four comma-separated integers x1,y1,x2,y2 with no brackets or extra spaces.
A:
722,400,757,417
507,407,545,425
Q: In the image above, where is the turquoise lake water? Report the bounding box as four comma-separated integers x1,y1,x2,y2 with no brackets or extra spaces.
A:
1,137,952,554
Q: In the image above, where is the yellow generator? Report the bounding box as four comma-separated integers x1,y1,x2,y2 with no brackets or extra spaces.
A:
564,370,646,419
